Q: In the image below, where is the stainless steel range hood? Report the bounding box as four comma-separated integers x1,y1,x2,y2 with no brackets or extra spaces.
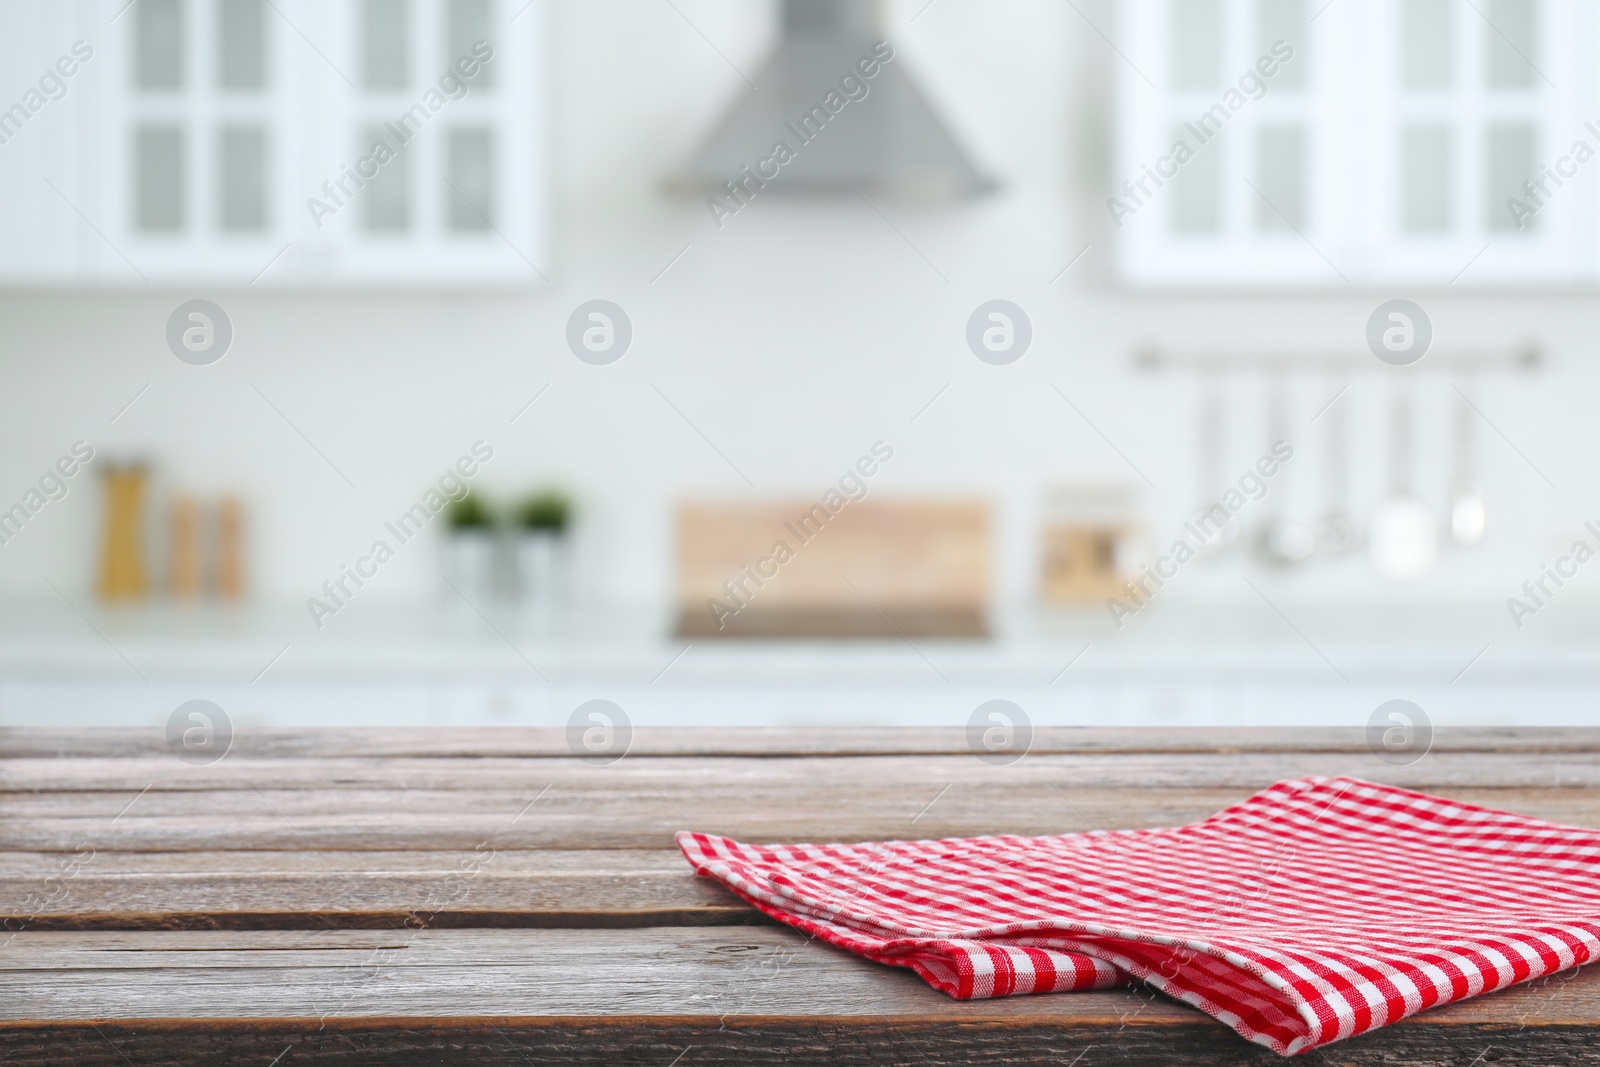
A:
669,0,997,199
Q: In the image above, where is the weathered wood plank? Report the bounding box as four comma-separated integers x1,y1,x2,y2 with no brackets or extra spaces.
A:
6,927,1599,1021
13,776,1600,827
1,928,1596,1066
6,726,1600,759
5,781,1597,853
7,729,1600,1064
7,787,1600,928
7,1019,1600,1067
0,928,1186,1017
5,749,1596,795
0,850,751,930
8,735,1598,930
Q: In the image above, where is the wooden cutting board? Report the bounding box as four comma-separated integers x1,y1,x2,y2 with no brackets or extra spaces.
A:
675,499,989,638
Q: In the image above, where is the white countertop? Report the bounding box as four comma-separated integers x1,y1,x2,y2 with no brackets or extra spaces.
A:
0,595,1588,688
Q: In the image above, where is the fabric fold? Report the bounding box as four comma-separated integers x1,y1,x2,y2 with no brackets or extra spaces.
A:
677,776,1600,1055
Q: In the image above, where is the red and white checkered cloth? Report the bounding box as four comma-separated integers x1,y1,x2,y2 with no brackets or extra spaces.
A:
677,775,1600,1055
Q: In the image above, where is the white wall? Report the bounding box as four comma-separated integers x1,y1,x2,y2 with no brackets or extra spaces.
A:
0,0,1596,628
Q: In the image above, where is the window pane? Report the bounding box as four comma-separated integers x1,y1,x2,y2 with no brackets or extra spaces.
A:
364,0,410,90
1400,123,1452,232
136,125,185,230
1485,123,1536,230
219,0,266,89
1170,124,1221,232
362,126,410,231
446,127,493,230
219,125,267,230
1257,0,1308,91
1170,0,1222,91
446,0,494,89
136,0,185,90
1400,0,1453,89
1255,125,1307,230
1486,0,1538,89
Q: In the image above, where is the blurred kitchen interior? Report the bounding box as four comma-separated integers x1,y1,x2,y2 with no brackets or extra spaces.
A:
0,0,1594,730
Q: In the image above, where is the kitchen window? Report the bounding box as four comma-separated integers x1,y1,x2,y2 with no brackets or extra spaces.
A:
0,0,546,287
1115,0,1588,287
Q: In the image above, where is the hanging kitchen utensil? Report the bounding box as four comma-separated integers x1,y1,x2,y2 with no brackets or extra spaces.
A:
1193,379,1240,562
1369,385,1436,579
1255,376,1315,568
1315,378,1358,557
1449,381,1486,547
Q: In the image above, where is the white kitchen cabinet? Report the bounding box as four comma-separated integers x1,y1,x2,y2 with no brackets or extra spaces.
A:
1115,0,1592,287
0,0,546,288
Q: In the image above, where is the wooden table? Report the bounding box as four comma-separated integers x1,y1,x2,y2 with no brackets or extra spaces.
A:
5,727,1600,1065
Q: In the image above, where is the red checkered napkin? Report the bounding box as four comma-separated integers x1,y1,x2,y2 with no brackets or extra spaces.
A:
677,776,1600,1056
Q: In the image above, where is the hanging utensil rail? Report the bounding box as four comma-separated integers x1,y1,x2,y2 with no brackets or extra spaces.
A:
1132,345,1540,374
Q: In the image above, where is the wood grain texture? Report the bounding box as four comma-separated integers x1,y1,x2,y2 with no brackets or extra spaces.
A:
3,928,1598,1065
10,789,1600,855
9,726,1600,758
5,751,1598,856
7,751,1598,799
10,785,1600,926
7,728,1600,1064
8,1020,1600,1067
7,926,1600,1022
0,850,752,930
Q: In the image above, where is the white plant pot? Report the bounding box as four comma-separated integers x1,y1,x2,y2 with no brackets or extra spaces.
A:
515,530,567,608
442,529,498,604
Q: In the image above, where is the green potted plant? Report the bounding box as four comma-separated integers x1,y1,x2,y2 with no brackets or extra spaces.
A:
443,491,498,601
513,490,571,609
